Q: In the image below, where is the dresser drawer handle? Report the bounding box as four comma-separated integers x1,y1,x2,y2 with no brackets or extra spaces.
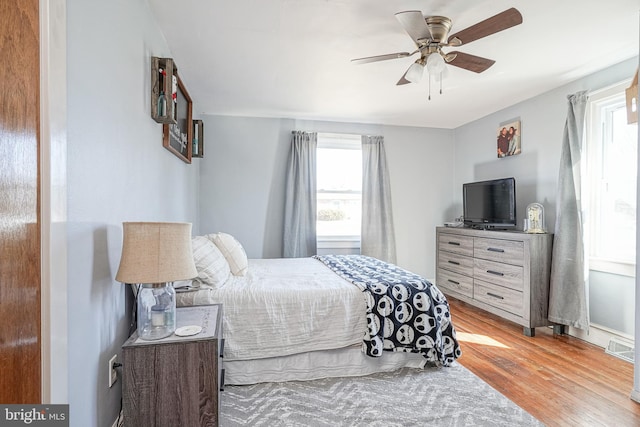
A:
447,279,460,285
487,247,505,253
486,270,505,276
487,292,504,300
447,260,460,266
448,241,461,246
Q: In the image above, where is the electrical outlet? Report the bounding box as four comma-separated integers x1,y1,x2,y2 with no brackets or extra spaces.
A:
108,354,118,388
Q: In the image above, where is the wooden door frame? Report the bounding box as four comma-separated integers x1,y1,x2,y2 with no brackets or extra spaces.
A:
40,0,68,403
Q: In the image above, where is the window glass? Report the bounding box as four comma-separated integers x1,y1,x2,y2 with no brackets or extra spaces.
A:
587,83,638,274
316,133,362,239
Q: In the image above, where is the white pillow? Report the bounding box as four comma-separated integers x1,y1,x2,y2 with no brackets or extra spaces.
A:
191,236,231,287
206,232,248,276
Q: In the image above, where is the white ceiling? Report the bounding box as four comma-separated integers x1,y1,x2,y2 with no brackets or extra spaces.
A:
148,0,639,129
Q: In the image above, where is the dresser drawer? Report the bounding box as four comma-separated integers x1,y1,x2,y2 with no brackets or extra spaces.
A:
437,268,473,298
474,280,523,317
474,237,524,265
473,258,524,291
438,234,474,257
438,251,474,277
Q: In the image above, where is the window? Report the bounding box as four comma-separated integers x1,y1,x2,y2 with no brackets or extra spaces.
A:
316,133,362,243
587,82,638,276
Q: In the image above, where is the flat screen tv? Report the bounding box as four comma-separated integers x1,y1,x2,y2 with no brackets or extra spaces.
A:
463,177,516,229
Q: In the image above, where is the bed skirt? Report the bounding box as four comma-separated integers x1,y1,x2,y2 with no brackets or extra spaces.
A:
224,345,427,385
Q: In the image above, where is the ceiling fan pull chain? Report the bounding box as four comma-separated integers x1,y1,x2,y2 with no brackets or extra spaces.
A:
428,75,431,100
440,72,443,95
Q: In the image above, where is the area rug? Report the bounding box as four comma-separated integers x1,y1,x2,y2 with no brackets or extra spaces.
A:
220,363,543,426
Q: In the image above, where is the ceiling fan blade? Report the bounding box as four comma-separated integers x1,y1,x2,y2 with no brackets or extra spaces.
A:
446,51,495,73
396,68,411,85
397,76,411,85
351,52,413,64
395,11,431,44
448,8,522,46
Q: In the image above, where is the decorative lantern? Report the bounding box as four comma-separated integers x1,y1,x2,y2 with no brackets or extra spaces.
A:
524,203,546,234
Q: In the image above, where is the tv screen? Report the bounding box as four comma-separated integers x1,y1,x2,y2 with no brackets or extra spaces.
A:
463,177,516,229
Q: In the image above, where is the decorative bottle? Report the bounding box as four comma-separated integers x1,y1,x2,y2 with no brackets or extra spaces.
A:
157,91,167,117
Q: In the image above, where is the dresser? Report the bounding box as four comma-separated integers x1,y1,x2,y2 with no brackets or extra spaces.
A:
436,227,553,336
122,304,224,426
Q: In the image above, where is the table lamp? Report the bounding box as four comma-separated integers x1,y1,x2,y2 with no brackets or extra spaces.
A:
116,222,197,340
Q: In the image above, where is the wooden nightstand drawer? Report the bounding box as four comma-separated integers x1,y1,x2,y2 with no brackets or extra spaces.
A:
123,304,223,427
473,258,524,291
474,237,524,265
474,280,523,317
437,268,473,298
438,233,474,257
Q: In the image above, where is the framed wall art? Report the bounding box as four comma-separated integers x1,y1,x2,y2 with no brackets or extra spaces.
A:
162,73,193,163
497,118,521,158
151,56,177,125
192,119,204,158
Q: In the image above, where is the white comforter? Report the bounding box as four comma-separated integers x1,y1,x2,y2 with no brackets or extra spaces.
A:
176,258,368,361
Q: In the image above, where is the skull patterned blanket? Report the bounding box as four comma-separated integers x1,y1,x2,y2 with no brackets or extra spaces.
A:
313,255,461,366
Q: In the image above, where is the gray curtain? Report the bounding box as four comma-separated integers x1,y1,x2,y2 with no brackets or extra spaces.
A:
361,135,397,263
548,91,589,330
283,131,317,258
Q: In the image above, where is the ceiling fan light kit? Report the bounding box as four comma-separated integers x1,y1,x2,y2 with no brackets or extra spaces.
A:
352,7,523,99
406,61,425,83
426,53,445,74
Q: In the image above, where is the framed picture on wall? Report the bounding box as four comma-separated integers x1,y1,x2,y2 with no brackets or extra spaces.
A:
163,73,193,163
192,119,204,158
497,118,521,158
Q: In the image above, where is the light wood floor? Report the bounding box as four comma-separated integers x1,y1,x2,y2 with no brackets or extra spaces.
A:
448,297,640,427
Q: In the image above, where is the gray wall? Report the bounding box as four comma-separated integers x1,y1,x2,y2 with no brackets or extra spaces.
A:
453,57,638,335
67,0,200,425
199,116,454,278
59,1,638,422
200,58,638,334
198,116,292,258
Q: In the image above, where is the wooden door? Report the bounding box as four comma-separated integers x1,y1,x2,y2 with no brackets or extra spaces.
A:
0,0,41,403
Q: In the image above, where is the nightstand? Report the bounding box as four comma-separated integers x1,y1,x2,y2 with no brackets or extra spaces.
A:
122,304,224,427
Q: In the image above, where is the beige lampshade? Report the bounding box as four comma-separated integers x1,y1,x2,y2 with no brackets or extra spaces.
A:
115,222,197,284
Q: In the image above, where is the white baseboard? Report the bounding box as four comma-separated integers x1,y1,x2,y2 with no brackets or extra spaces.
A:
567,322,634,349
630,389,640,403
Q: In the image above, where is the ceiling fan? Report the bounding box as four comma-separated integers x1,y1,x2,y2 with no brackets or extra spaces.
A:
352,8,523,91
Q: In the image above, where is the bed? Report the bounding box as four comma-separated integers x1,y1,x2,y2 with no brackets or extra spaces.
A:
176,233,461,385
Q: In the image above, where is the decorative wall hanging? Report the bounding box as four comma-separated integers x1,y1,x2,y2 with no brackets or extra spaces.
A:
626,68,638,124
151,57,177,125
497,118,521,158
162,73,193,163
192,120,204,158
151,56,194,163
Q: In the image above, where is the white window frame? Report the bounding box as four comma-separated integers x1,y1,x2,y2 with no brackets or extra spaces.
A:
586,80,637,277
316,133,362,248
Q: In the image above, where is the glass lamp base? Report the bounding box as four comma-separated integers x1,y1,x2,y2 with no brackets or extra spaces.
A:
137,282,176,340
